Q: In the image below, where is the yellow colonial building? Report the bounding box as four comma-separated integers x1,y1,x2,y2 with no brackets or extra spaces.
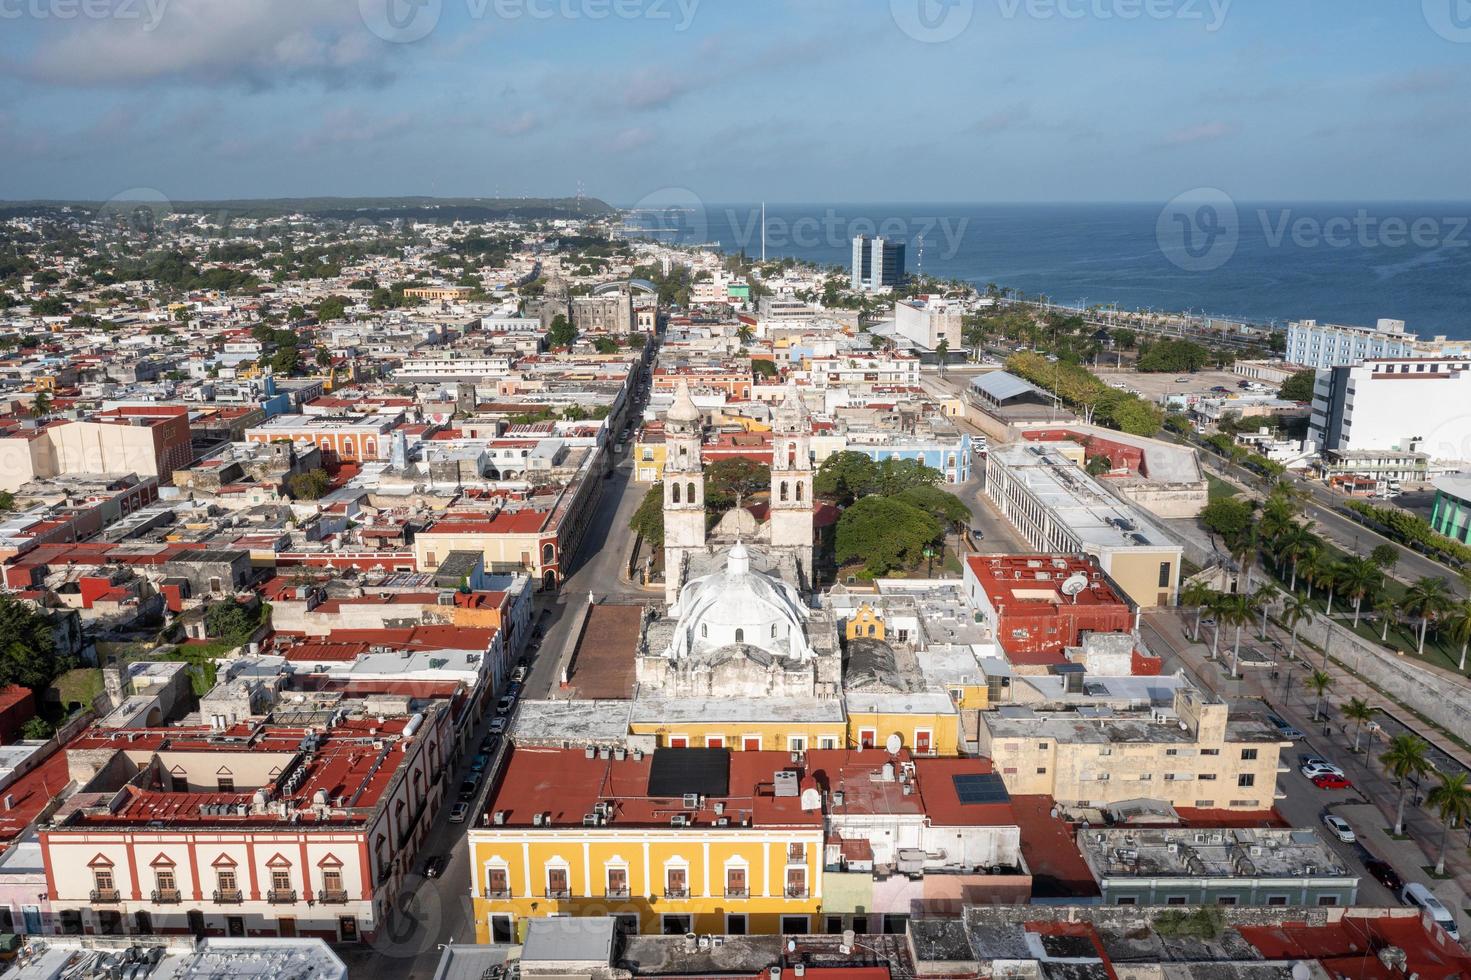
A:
469,746,824,941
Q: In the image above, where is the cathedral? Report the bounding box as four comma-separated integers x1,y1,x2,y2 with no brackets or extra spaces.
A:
635,383,841,701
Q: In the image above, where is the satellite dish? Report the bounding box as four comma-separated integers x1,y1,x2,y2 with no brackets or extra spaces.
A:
1061,573,1089,598
1291,963,1312,980
885,733,902,755
800,787,822,811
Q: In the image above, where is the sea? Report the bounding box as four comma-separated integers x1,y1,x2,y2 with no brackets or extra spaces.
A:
621,202,1471,339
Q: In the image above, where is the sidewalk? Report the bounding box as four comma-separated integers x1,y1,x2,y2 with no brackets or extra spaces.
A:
1145,610,1471,927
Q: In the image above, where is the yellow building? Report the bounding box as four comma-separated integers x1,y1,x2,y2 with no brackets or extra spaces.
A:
844,603,885,641
634,431,668,483
468,746,824,941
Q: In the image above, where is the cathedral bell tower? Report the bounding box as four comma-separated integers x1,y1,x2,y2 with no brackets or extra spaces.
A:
663,382,706,605
769,383,814,588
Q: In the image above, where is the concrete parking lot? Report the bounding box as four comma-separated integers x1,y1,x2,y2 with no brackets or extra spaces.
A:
1094,368,1265,400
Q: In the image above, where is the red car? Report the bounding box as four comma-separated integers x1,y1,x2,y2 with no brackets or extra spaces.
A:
1313,773,1353,790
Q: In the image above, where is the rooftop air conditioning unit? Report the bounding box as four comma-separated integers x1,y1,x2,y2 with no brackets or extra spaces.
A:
583,814,598,827
683,794,699,809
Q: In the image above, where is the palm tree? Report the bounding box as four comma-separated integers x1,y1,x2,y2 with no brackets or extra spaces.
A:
1427,771,1471,877
1337,558,1381,628
1207,592,1230,662
1280,525,1318,592
29,390,52,419
1373,592,1398,643
1281,592,1312,661
1253,583,1277,640
1306,669,1333,722
1341,697,1374,753
1182,581,1216,643
1442,598,1471,672
1298,551,1328,602
1380,734,1432,837
1404,577,1452,656
1321,561,1346,618
1226,593,1256,679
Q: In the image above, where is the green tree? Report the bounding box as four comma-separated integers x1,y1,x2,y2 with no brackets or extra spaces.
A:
548,314,577,349
1277,370,1317,403
1200,497,1255,542
287,468,332,500
815,452,878,506
0,490,13,511
892,485,971,532
269,345,300,376
1224,592,1256,677
315,295,348,322
1136,339,1211,373
873,458,942,497
1281,591,1313,661
203,601,254,640
704,458,770,507
1341,697,1374,753
1427,770,1471,876
1305,668,1333,721
629,484,664,548
29,390,53,419
1369,544,1399,573
1380,734,1432,836
1337,557,1382,628
1085,454,1112,477
20,716,54,740
1404,576,1452,656
835,496,942,577
1373,592,1398,643
593,336,619,354
751,359,778,379
0,596,67,691
1443,598,1471,672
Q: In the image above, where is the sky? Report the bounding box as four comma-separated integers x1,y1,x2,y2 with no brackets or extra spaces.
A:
1,0,1469,204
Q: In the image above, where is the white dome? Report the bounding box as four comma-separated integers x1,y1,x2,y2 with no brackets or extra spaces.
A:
666,543,811,663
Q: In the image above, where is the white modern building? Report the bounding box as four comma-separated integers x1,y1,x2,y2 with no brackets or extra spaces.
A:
894,296,964,351
1307,357,1471,473
1286,318,1468,369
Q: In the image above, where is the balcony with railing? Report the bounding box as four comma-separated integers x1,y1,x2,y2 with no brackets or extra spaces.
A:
486,887,511,900
545,888,571,900
267,889,297,904
90,889,121,904
785,885,809,899
664,887,689,899
213,889,243,904
151,889,182,904
605,886,630,899
318,889,350,905
724,886,749,899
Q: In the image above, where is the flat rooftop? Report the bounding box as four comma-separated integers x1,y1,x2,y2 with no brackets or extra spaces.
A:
1078,827,1352,880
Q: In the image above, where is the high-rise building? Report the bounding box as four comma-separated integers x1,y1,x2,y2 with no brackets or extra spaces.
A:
851,236,906,291
1285,317,1469,369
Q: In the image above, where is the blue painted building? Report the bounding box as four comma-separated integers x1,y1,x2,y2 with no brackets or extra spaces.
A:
846,432,972,484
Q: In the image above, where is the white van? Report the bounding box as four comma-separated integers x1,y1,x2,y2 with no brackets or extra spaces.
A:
1402,882,1460,941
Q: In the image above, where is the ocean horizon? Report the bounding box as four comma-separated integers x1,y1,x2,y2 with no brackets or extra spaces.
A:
624,201,1471,339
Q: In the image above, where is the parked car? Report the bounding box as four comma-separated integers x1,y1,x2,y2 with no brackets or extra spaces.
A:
458,779,478,802
1402,883,1460,940
1322,814,1356,843
511,663,527,684
449,802,471,824
1364,858,1402,893
496,696,515,716
1312,773,1353,790
490,716,508,735
470,754,489,774
1301,759,1346,779
480,734,500,755
1268,714,1306,740
424,855,446,879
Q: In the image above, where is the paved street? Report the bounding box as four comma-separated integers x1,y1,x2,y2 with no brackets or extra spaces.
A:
1143,608,1471,937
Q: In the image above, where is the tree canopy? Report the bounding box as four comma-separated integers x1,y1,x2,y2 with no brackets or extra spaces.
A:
835,496,944,577
287,468,332,500
1136,339,1213,373
814,452,942,506
629,484,664,547
1277,369,1317,403
547,314,577,349
0,596,69,691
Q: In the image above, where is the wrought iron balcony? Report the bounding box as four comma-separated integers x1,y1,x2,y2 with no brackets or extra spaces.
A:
318,889,350,904
151,889,182,904
90,889,121,904
267,888,297,904
213,889,243,904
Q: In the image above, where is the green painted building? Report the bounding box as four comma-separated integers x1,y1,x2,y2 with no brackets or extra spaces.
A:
1431,474,1471,545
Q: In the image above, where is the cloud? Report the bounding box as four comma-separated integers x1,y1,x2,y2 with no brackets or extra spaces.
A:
971,105,1032,135
497,111,541,137
608,127,656,153
620,70,700,111
1375,67,1464,97
8,0,397,89
294,109,417,152
1157,121,1237,148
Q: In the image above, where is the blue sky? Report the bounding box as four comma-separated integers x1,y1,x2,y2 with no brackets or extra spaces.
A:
1,0,1468,203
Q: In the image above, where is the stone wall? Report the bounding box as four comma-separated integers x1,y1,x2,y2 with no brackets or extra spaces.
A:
1298,613,1471,740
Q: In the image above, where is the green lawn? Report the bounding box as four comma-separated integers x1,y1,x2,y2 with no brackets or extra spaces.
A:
1207,474,1240,501
1258,548,1470,679
50,668,103,710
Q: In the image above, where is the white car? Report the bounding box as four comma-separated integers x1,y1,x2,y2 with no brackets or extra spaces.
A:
1301,761,1345,780
1322,814,1356,843
449,802,470,824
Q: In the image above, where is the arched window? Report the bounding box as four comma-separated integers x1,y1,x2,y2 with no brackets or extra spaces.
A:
770,624,777,638
687,482,697,503
868,624,877,637
542,543,555,565
702,624,708,638
735,629,744,644
672,483,681,503
780,482,789,502
796,482,804,502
